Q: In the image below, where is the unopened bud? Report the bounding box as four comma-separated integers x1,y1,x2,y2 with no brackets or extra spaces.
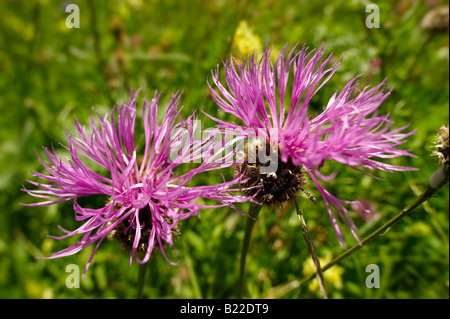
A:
430,167,447,189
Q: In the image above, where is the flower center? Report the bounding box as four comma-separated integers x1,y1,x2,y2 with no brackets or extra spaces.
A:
238,139,312,207
108,202,179,254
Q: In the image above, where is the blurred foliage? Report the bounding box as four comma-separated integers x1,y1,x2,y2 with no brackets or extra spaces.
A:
0,0,448,299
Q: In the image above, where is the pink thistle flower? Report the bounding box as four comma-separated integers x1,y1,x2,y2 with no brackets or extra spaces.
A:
207,44,417,247
22,89,251,276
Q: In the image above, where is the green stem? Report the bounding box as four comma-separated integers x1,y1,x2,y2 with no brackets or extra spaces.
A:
137,262,148,299
299,185,441,288
295,201,328,299
238,203,262,298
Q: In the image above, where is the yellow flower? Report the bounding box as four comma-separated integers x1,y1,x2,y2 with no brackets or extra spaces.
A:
231,20,263,57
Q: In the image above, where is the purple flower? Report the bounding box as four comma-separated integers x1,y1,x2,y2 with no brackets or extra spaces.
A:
22,89,251,276
207,44,417,247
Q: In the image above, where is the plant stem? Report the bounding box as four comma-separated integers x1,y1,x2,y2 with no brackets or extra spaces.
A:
137,262,148,299
299,185,441,288
295,200,328,299
238,203,262,298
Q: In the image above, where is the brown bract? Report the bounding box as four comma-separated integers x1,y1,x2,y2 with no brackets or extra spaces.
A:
237,139,315,207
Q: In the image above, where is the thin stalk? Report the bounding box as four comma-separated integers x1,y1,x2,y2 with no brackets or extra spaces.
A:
295,200,328,299
137,262,148,299
238,203,262,298
299,184,443,288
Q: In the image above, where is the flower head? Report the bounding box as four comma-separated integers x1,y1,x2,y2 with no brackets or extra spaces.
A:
430,125,449,188
208,44,417,247
22,89,251,276
231,20,263,57
432,125,449,171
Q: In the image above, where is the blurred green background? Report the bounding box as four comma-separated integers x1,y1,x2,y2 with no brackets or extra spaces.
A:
0,0,448,299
